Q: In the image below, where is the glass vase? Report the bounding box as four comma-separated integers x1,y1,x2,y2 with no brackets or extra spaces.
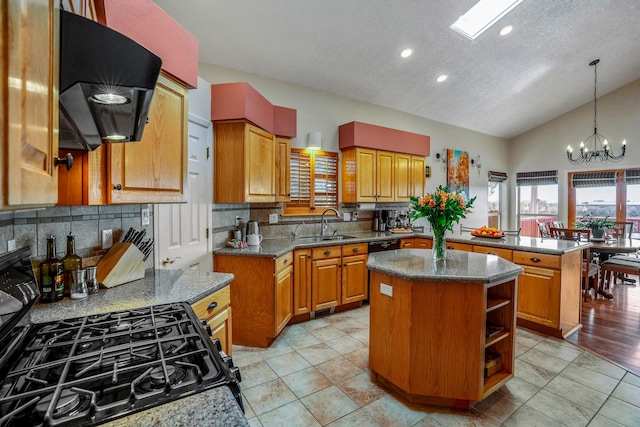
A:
432,226,446,261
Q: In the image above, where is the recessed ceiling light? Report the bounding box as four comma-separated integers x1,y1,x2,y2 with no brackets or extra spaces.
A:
451,0,524,40
436,74,448,83
499,24,513,36
400,48,413,58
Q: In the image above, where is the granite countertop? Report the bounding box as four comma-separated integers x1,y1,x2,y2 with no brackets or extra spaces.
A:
367,249,524,283
30,269,234,324
212,230,591,258
28,269,248,427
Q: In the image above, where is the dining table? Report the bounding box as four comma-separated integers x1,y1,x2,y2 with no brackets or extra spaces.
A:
589,234,640,285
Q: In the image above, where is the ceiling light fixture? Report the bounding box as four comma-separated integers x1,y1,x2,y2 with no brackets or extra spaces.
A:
567,59,626,164
400,48,413,58
451,0,524,40
499,24,513,36
436,74,448,83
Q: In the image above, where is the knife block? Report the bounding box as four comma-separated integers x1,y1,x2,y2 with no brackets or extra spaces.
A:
97,242,145,288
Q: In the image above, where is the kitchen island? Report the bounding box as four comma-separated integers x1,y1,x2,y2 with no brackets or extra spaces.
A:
367,249,523,408
29,269,248,427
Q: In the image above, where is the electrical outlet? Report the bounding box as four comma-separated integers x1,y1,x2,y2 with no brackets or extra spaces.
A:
343,212,351,221
101,229,113,249
141,208,150,226
268,213,279,224
7,239,16,251
235,216,241,227
352,212,359,221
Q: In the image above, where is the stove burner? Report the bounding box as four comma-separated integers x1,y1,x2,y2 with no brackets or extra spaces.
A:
35,389,88,418
110,321,132,333
150,365,176,385
137,364,186,392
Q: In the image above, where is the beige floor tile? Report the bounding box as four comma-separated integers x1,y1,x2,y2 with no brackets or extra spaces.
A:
572,352,627,380
316,356,364,384
259,338,295,360
247,417,263,427
497,376,540,403
297,342,342,366
362,394,427,427
560,363,620,395
587,413,626,426
598,397,640,426
265,351,311,377
241,361,279,389
243,395,256,419
622,371,640,387
350,329,370,345
514,359,556,388
258,400,321,427
611,381,640,407
301,318,330,331
327,408,382,426
336,371,387,406
233,349,265,368
281,366,333,398
422,408,499,426
473,390,522,423
343,307,369,319
544,375,609,409
514,342,531,358
301,386,359,425
344,347,369,370
502,404,564,427
525,389,595,427
517,348,570,375
243,378,297,416
326,335,366,355
533,338,583,362
283,330,322,350
322,311,355,324
280,323,307,339
331,317,368,332
309,325,347,341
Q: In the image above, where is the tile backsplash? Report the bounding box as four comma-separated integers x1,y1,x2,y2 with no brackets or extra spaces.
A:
0,205,153,268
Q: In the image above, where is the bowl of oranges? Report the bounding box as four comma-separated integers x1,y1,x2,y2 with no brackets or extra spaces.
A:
471,226,505,239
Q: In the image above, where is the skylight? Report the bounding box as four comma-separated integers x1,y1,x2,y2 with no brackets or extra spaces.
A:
451,0,524,40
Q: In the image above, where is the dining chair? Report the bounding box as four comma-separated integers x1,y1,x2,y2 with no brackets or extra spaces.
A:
600,255,640,297
606,221,637,285
549,227,600,301
537,221,551,238
551,221,565,228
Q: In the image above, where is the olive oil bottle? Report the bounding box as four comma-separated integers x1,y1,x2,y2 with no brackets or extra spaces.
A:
40,235,63,303
62,233,82,297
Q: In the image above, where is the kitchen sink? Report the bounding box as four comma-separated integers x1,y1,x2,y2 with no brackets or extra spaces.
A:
296,235,355,243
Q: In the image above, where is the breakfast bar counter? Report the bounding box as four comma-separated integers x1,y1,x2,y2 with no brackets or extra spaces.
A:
367,249,523,408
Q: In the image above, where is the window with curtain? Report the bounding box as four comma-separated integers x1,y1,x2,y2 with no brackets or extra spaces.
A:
516,170,558,237
285,148,338,215
488,171,507,229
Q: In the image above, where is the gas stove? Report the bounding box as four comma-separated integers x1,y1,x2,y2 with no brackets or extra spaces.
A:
0,247,242,426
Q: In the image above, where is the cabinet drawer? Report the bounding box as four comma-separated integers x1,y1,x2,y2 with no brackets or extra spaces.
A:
415,238,432,249
473,245,513,261
192,286,231,320
400,238,415,249
312,245,342,260
275,251,293,273
342,243,368,255
446,242,473,252
513,251,561,269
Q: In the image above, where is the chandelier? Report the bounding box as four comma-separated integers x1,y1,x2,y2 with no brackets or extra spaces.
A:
566,59,626,164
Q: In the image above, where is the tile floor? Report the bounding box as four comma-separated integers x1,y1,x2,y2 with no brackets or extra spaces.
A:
233,305,640,426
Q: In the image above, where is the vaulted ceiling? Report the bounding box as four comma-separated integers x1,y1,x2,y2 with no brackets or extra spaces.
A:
154,0,640,139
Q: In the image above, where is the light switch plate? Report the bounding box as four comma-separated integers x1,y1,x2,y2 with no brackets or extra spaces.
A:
380,283,393,297
343,212,351,221
102,229,113,249
269,213,279,224
141,208,150,226
7,239,16,251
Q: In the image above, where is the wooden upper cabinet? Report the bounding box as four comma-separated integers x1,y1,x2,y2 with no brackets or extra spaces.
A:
353,148,377,203
1,0,60,210
214,120,277,203
394,153,411,202
376,151,394,202
274,137,291,202
410,155,426,198
109,73,188,203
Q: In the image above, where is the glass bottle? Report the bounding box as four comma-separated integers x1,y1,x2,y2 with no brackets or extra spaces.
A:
62,233,82,297
40,235,63,303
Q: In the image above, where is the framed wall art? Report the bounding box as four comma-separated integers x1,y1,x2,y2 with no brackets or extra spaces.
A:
446,149,470,198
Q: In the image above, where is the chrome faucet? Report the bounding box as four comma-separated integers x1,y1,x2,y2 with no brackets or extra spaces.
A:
292,222,305,238
320,208,341,236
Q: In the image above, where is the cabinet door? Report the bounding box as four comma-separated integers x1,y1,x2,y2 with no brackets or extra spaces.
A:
410,155,426,197
342,254,368,304
245,123,275,202
2,0,59,209
516,265,561,328
355,148,377,202
293,249,312,315
109,73,188,203
446,241,473,252
415,238,432,249
208,307,233,355
394,153,411,202
376,151,394,202
275,137,291,202
274,265,293,334
311,257,341,311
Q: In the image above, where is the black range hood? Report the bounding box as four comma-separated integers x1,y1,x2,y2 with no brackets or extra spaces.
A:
59,10,162,151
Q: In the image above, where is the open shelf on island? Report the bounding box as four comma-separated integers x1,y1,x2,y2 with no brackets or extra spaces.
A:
482,370,513,397
487,297,510,313
485,329,510,348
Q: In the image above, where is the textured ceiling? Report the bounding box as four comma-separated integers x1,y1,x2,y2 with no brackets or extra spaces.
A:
153,0,640,139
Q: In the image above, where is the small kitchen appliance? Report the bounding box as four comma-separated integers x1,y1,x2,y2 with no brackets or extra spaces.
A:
246,220,260,237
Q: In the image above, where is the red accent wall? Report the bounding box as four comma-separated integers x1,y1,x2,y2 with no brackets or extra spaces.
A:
97,0,198,89
273,106,297,137
338,121,430,156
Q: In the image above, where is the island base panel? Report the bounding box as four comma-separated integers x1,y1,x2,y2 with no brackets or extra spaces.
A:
516,317,582,339
374,374,475,410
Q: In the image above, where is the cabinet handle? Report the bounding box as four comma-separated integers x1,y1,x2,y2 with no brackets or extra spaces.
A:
530,257,541,263
324,250,331,255
114,184,122,190
352,247,359,252
283,259,288,264
207,301,218,310
54,153,74,171
447,245,455,250
307,255,311,259
488,252,497,255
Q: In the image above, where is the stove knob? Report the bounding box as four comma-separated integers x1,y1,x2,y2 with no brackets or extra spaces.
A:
200,319,212,336
211,338,222,352
230,366,242,383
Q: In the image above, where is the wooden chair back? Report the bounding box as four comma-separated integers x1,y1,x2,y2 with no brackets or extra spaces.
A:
610,222,633,238
552,221,565,228
537,221,551,238
549,227,591,241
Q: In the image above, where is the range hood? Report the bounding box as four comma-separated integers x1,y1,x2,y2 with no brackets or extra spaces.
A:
59,10,162,151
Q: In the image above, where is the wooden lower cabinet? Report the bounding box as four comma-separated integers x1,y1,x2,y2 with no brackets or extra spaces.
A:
400,238,414,249
191,285,232,355
342,253,368,304
446,241,473,251
293,249,312,314
415,238,432,249
275,265,294,331
311,257,341,311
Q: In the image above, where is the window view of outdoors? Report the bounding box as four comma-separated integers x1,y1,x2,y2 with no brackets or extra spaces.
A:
577,185,640,233
518,185,558,237
488,182,500,229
